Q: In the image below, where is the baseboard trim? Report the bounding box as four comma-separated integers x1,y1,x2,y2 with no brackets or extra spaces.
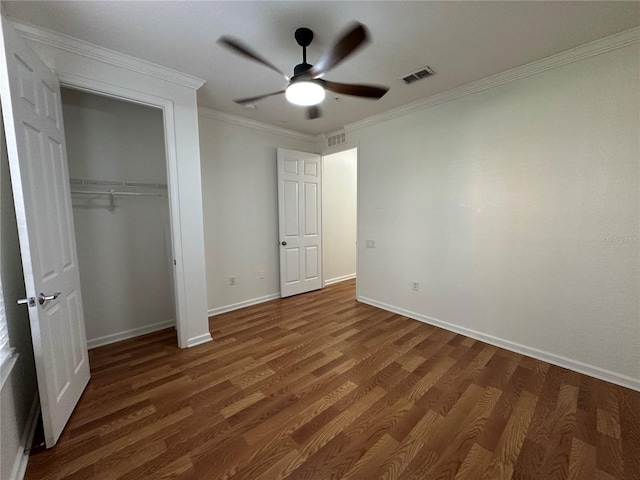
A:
86,319,175,349
357,296,640,392
208,293,281,317
187,332,213,348
12,392,40,480
324,274,356,286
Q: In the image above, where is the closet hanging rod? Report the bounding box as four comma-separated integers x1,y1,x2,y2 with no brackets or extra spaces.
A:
71,189,166,214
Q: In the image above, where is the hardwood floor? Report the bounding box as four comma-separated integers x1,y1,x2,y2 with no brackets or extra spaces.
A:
25,279,640,479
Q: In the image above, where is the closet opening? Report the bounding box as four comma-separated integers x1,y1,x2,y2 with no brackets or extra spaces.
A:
322,147,358,295
61,88,177,349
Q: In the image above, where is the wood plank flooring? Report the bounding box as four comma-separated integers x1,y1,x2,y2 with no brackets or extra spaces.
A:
25,280,640,479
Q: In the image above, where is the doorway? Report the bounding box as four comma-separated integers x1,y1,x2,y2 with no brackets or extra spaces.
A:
322,147,358,287
61,88,176,348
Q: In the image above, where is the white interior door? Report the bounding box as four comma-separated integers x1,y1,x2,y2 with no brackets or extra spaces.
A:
277,148,323,297
0,16,90,447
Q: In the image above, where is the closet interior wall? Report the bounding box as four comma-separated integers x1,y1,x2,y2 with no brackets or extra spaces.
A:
61,88,175,348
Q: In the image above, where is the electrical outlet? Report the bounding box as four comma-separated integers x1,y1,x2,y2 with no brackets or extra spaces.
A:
412,281,420,291
258,270,265,279
366,240,376,248
229,276,236,286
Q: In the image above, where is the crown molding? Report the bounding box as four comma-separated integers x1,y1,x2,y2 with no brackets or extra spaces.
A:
342,26,640,135
198,107,321,143
9,18,206,90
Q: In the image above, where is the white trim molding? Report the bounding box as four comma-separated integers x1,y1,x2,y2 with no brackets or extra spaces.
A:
187,332,214,348
198,107,319,143
54,75,192,350
10,392,39,480
86,320,175,350
357,296,640,393
9,19,205,89
208,293,281,318
324,274,356,286
334,26,640,136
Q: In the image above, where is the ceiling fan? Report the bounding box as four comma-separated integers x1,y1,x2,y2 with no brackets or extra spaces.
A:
217,22,389,119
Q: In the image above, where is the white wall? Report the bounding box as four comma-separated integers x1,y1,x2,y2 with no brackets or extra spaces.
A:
323,148,357,284
198,110,317,314
1,118,38,480
62,89,174,347
345,43,639,389
13,19,211,347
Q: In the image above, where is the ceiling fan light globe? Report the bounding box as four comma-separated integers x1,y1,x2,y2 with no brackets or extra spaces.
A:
285,81,325,106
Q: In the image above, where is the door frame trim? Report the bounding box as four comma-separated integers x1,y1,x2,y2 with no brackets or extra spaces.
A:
55,72,189,348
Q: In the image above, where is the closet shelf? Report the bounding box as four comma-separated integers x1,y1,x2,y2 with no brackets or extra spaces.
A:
71,190,166,197
70,178,168,190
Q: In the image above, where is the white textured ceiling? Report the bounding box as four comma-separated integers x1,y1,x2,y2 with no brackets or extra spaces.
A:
4,1,639,135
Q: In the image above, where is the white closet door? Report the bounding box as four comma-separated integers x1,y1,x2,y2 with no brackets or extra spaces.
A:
0,16,90,447
277,148,323,297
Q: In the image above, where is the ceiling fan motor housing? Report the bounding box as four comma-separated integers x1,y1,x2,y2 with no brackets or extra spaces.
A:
293,62,313,78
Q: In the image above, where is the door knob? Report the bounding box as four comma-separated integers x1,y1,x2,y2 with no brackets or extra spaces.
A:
38,292,61,306
281,241,287,246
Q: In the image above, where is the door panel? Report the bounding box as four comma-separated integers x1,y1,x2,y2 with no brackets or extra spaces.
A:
284,248,300,284
283,180,299,236
277,148,322,297
304,182,318,235
305,246,319,280
0,16,90,447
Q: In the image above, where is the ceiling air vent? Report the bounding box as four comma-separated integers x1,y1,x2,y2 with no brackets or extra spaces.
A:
401,66,435,85
327,132,346,147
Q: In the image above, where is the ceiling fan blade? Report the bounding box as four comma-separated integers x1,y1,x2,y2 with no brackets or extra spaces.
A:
306,106,321,119
218,36,289,81
307,22,369,79
233,90,285,105
322,80,389,99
